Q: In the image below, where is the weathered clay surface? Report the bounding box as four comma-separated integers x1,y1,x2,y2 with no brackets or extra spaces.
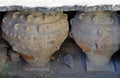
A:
70,11,120,70
1,38,120,78
1,11,69,66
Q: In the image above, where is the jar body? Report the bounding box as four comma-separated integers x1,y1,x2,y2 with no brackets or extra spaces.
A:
70,12,120,66
2,11,69,66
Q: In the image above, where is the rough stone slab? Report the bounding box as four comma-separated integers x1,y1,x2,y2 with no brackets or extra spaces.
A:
0,0,119,12
86,60,115,72
23,62,50,72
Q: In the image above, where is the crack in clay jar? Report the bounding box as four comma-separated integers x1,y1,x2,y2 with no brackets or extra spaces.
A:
70,11,120,71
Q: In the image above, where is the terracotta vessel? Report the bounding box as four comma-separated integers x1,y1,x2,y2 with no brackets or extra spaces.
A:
70,11,120,70
1,11,69,66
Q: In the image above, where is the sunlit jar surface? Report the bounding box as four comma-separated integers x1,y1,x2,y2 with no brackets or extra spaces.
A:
2,11,69,66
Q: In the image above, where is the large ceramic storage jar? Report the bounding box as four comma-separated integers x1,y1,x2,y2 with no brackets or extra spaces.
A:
70,11,120,69
1,11,69,66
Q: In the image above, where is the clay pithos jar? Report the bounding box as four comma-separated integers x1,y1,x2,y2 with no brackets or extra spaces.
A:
1,11,69,66
70,11,120,71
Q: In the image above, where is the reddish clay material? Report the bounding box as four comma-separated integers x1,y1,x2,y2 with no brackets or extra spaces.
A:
70,11,120,67
1,11,69,66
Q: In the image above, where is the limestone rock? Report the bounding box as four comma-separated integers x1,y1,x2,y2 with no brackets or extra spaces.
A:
0,0,119,12
0,48,9,72
7,48,20,63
